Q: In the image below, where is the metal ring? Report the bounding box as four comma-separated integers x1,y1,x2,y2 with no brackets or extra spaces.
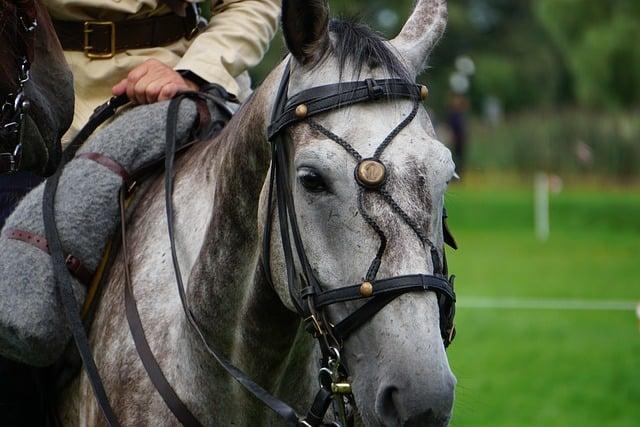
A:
318,367,333,384
328,347,341,363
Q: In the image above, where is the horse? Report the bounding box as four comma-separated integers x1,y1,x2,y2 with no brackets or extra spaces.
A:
0,0,74,177
60,0,457,425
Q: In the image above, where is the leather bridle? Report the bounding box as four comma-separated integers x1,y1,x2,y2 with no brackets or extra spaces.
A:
260,60,457,425
40,58,458,427
0,0,37,173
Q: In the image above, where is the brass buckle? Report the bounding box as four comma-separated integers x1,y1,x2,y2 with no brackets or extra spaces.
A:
83,21,116,59
304,314,326,336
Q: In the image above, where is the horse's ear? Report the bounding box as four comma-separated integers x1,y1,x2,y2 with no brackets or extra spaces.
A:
282,0,330,65
390,0,448,75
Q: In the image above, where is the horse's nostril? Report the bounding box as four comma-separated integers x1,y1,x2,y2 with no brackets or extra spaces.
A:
377,385,401,425
375,380,454,426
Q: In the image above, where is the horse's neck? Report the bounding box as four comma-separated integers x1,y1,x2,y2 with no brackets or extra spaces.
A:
74,92,318,424
179,98,319,420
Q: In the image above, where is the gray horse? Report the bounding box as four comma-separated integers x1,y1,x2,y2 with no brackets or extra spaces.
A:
60,0,456,425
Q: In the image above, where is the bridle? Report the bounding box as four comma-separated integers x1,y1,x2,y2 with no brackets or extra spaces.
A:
0,0,37,173
40,57,458,427
260,60,458,425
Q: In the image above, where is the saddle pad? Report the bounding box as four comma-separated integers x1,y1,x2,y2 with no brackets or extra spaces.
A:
0,99,201,366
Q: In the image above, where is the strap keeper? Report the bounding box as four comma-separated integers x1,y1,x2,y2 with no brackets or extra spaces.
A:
300,286,315,298
365,78,384,100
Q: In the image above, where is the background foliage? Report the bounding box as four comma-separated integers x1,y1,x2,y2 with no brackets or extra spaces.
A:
251,0,640,178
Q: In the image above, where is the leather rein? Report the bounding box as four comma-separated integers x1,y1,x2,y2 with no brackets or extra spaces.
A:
0,0,37,173
40,59,457,427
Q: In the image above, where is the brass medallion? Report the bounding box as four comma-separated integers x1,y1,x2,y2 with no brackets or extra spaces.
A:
356,159,386,189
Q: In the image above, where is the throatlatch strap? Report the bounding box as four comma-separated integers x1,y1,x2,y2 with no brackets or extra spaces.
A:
2,228,93,286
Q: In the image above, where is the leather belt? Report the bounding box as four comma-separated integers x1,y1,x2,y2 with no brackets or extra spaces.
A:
53,12,199,59
3,228,94,286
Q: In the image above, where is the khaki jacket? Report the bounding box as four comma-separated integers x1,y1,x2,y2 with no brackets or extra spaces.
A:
44,0,280,137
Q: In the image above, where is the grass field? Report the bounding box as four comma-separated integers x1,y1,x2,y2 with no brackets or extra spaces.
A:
444,174,640,426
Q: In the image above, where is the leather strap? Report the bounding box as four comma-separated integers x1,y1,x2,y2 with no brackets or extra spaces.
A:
120,190,203,427
443,207,458,250
160,93,302,425
268,78,421,139
53,12,198,57
76,152,130,186
305,388,333,427
313,274,455,309
2,227,93,286
332,293,400,341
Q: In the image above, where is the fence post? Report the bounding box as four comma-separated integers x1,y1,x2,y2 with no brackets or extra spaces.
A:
534,172,549,241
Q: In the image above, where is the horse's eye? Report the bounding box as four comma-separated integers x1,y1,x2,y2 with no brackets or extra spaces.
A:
297,168,328,193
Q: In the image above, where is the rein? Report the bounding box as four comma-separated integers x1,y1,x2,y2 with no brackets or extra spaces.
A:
41,58,457,426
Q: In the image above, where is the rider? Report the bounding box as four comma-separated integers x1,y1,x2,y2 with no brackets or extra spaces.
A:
0,1,280,425
47,0,280,140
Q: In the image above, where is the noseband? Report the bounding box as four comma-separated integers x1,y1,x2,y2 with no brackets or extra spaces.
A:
0,0,37,173
261,60,457,425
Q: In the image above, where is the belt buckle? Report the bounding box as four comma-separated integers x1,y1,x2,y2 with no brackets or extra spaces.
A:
83,21,116,59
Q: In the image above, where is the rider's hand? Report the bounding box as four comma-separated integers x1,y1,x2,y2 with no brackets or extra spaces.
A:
112,59,199,104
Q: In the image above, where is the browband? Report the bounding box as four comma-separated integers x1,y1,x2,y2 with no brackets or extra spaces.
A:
268,78,423,140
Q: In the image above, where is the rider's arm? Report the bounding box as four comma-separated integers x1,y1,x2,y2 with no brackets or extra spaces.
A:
174,0,281,96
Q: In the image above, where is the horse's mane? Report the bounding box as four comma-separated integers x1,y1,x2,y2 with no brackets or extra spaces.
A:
216,18,414,150
326,18,411,81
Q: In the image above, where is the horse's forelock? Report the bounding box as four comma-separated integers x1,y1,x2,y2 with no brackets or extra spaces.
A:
323,18,412,81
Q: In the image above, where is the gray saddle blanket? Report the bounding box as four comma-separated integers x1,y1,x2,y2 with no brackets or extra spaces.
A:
0,99,205,366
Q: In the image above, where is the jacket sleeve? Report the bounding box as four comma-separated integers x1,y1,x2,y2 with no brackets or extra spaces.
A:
175,0,281,96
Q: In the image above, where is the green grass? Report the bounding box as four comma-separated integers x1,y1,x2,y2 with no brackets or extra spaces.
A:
444,175,640,426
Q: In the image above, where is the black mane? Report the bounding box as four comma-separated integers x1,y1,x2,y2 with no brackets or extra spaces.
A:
327,19,411,81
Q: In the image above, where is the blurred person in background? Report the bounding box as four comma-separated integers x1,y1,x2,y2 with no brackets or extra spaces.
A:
446,58,473,177
446,92,470,177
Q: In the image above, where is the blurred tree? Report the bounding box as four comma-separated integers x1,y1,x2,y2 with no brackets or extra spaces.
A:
535,0,640,109
251,0,640,112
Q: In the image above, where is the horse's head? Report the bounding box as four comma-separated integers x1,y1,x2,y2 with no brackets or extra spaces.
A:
260,1,455,425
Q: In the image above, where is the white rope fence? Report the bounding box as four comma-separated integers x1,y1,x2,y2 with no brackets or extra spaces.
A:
458,297,639,312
